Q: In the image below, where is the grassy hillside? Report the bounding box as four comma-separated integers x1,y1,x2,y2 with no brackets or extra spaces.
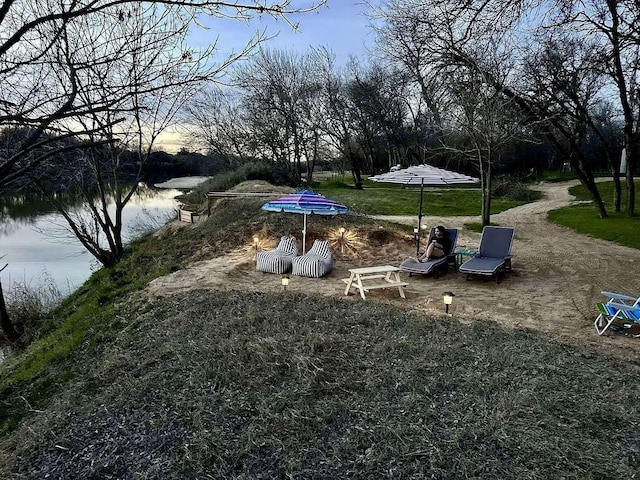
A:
0,181,639,478
1,290,639,478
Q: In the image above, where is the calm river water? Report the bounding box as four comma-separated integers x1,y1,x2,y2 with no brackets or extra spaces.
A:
0,183,188,295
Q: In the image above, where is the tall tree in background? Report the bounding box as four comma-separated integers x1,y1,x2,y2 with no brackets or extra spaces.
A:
234,48,322,184
346,60,410,175
522,32,618,213
445,68,523,226
313,50,368,189
548,1,640,216
311,52,414,187
370,1,446,134
184,89,252,166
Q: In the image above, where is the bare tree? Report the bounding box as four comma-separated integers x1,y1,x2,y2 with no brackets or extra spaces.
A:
346,60,411,175
445,68,524,226
545,1,640,216
184,88,253,166
372,0,530,218
522,31,619,213
369,0,447,133
313,50,368,188
233,48,323,184
310,51,414,187
0,258,20,343
25,4,237,268
0,0,327,191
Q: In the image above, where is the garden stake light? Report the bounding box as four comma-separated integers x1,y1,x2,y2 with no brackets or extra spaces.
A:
443,291,455,314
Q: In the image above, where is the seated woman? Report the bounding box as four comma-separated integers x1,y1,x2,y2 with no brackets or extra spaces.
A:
417,225,450,262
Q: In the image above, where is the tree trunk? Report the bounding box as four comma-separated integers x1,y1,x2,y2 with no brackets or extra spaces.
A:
482,167,492,227
570,162,608,218
626,142,637,217
612,167,622,212
481,186,490,226
626,168,635,217
346,147,365,190
564,154,609,218
0,282,20,343
351,166,364,190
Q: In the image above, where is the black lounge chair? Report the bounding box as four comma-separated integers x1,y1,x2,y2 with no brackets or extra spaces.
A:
399,228,458,276
459,226,514,281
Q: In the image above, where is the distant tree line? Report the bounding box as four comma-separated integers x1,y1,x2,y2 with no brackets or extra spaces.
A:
0,129,235,196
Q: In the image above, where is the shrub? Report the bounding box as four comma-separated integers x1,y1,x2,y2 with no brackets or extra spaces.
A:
2,277,62,343
492,176,542,202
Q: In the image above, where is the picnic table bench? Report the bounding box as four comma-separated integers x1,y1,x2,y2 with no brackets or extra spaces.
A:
342,265,408,300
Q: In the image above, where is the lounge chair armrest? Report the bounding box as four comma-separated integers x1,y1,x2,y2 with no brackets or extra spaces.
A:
601,291,637,303
604,302,640,313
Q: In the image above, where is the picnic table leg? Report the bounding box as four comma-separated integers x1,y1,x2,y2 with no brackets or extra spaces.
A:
355,275,367,300
344,272,355,296
391,271,406,299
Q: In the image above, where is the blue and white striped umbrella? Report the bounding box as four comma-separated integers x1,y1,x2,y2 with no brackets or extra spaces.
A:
262,190,349,252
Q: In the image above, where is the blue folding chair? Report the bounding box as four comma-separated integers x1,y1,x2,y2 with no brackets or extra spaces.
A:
594,291,640,335
594,302,640,337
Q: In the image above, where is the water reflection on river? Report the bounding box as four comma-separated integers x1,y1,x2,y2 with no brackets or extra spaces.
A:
0,184,183,294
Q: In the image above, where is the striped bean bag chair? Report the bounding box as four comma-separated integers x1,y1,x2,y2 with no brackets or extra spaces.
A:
256,235,298,274
291,240,333,278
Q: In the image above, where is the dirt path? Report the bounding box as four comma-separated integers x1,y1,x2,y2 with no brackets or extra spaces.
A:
147,180,640,358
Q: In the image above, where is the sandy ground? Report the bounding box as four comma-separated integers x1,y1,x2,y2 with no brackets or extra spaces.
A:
146,180,640,359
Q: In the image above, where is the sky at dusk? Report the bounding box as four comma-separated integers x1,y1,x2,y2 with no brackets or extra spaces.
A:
189,0,380,67
159,1,381,152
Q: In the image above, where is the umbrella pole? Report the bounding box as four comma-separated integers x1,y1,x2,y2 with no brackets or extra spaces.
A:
302,213,307,253
416,180,424,257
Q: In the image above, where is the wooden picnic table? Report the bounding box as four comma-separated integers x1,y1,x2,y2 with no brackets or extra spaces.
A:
342,265,408,300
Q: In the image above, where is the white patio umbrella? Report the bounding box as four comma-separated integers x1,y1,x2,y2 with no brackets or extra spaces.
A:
369,164,479,256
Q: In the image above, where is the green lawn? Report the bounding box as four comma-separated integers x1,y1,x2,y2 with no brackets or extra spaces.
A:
316,179,523,216
548,181,640,249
